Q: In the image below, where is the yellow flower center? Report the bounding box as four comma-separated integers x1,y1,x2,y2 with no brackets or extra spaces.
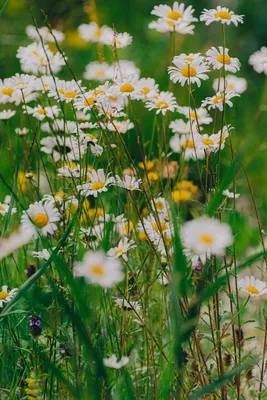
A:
180,66,197,77
141,87,150,95
200,234,213,244
245,285,260,295
86,133,96,140
156,101,168,109
64,91,78,99
183,139,194,149
213,95,225,104
2,87,14,96
120,83,135,93
58,88,64,94
0,291,8,299
32,51,39,56
109,96,118,101
152,222,168,232
227,83,234,89
128,184,135,189
155,202,164,210
121,221,134,234
138,232,147,241
189,111,200,119
36,109,48,115
96,71,104,76
202,138,214,145
93,89,105,95
91,181,105,190
83,97,96,106
33,213,49,228
92,265,104,275
94,28,102,37
167,10,183,20
184,57,194,62
115,248,124,256
216,54,231,64
0,205,5,211
215,11,231,20
16,81,25,86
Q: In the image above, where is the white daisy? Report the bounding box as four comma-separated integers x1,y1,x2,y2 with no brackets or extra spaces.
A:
136,78,159,100
181,216,233,259
200,6,244,27
0,203,17,216
142,214,172,244
74,90,99,113
114,175,142,191
113,75,140,99
101,31,133,48
41,136,84,162
202,91,239,112
49,79,84,103
26,25,65,43
111,60,141,81
103,354,129,369
168,58,210,87
107,238,136,261
206,47,240,73
145,91,177,115
170,132,205,160
23,104,60,121
249,47,267,75
0,285,18,308
105,119,134,134
151,197,170,216
77,169,114,198
32,249,51,260
148,18,195,35
15,127,29,136
212,75,247,94
177,106,213,125
74,250,124,288
238,276,267,297
5,73,37,91
151,2,198,25
41,119,80,135
21,200,60,238
78,22,112,43
223,189,240,199
83,62,112,81
0,110,16,120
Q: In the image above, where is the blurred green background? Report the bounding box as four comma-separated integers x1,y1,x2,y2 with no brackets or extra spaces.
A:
1,0,267,250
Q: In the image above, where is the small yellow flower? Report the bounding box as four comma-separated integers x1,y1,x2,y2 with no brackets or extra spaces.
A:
147,171,159,182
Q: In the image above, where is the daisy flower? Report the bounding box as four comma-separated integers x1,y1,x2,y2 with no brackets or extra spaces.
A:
206,47,240,73
4,73,36,92
149,18,195,35
151,2,198,25
0,79,16,103
181,216,233,259
142,214,172,244
238,276,267,297
111,60,141,81
0,285,18,308
113,75,140,99
173,52,205,65
136,78,159,100
249,47,267,75
26,25,65,43
0,110,16,120
151,197,170,216
105,119,134,134
202,91,239,112
170,133,205,160
49,79,84,103
101,31,133,48
212,75,247,94
170,119,200,134
78,22,112,43
177,106,213,125
77,169,114,198
114,175,142,191
32,249,51,260
168,58,210,87
107,238,136,261
223,189,240,199
74,90,99,113
23,104,60,121
83,62,112,82
103,354,129,369
21,200,60,238
57,163,81,178
15,127,29,136
41,119,80,135
0,228,33,260
145,91,177,115
41,136,84,162
74,250,124,288
200,6,244,27
0,203,17,216
195,133,220,154
114,298,141,313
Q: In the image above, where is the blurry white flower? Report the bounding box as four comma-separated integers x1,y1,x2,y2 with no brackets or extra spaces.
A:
0,285,18,308
77,169,114,197
78,22,112,43
26,25,65,43
212,75,247,94
0,228,33,260
32,249,51,260
107,238,136,261
0,110,16,120
115,175,142,191
103,354,129,369
177,106,213,125
249,47,267,75
15,127,29,136
0,203,17,216
223,189,240,199
41,136,84,162
101,31,133,48
238,276,267,297
83,62,112,81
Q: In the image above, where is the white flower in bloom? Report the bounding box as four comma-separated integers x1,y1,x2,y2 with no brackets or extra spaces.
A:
5,73,36,91
136,78,159,100
0,203,17,216
105,119,134,134
181,217,233,259
16,42,65,75
212,75,247,94
114,298,141,313
41,136,84,162
26,25,65,43
0,110,16,120
41,119,80,135
168,58,210,87
74,90,99,113
149,18,195,35
32,249,51,260
238,276,267,297
103,354,129,369
113,76,140,99
142,214,172,244
223,189,240,199
83,62,112,81
195,133,220,154
202,91,239,112
0,228,32,260
170,133,205,160
200,6,244,27
15,127,29,136
177,106,213,125
107,238,136,261
249,47,267,75
80,225,104,250
169,119,192,134
101,31,133,48
151,197,170,216
57,163,81,178
206,47,240,73
114,175,142,191
111,60,141,81
0,285,18,308
151,2,198,25
74,250,124,288
21,200,60,238
77,169,114,197
145,91,177,115
172,53,206,65
78,22,112,43
23,104,60,121
49,79,84,103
